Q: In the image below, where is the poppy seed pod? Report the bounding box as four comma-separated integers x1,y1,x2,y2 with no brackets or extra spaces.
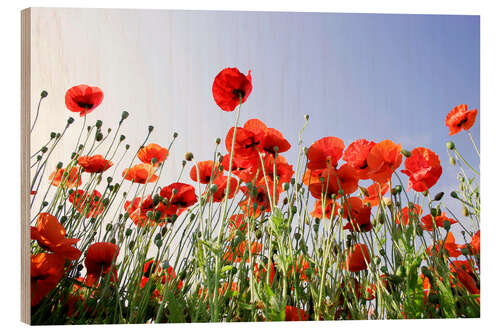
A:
41,90,48,98
119,134,125,141
67,117,74,124
446,141,455,150
215,137,221,145
96,120,103,128
121,111,129,120
433,192,444,201
185,152,193,161
451,191,459,199
173,132,178,138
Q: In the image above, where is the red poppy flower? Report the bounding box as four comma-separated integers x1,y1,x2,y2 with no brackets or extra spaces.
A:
427,232,462,258
221,153,258,182
401,147,442,192
137,143,169,165
65,84,104,116
124,195,166,227
302,168,322,185
445,104,478,136
307,137,345,171
31,253,66,306
228,214,248,234
396,204,423,226
289,256,313,281
285,306,309,321
307,164,359,199
342,197,373,232
212,68,252,111
239,179,281,217
223,241,262,263
225,126,263,161
49,166,82,188
470,230,480,255
362,182,389,207
259,154,294,191
366,140,402,184
449,260,480,296
31,213,81,260
206,175,239,202
343,139,376,179
344,244,371,272
159,183,198,216
243,119,291,155
140,260,182,297
84,242,120,283
68,189,105,218
122,163,158,184
77,155,113,173
254,262,276,284
310,199,340,220
190,160,222,184
421,212,458,231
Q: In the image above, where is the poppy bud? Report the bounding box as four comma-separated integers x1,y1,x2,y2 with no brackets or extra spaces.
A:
40,90,48,98
87,126,92,132
36,155,42,161
401,149,411,158
120,135,126,141
313,224,319,233
170,214,178,223
430,208,438,217
209,184,218,194
96,120,103,128
379,248,386,256
294,232,301,240
283,182,289,191
381,266,389,274
96,131,103,141
422,190,429,197
179,270,187,280
125,228,132,236
106,223,112,232
185,153,193,161
433,192,444,201
415,224,423,236
148,125,154,133
291,205,297,215
173,132,178,138
451,191,459,199
377,213,385,224
383,197,392,207
60,216,67,223
215,137,221,145
67,117,74,124
102,198,110,207
56,162,63,169
255,229,263,239
304,114,310,121
392,185,402,195
128,240,135,250
449,157,456,166
41,146,48,153
50,132,56,139
462,206,469,216
125,144,130,150
155,239,163,248
443,220,451,231
56,133,61,139
446,141,455,150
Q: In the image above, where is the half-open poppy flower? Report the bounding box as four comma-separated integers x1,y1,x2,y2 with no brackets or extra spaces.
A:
225,126,262,161
159,182,197,217
84,242,120,284
396,204,423,226
137,143,169,165
470,230,480,255
78,155,113,173
307,164,359,199
401,147,442,192
344,244,371,272
31,213,81,260
212,68,252,111
366,140,402,184
31,253,66,306
445,104,478,136
343,139,376,179
285,305,309,321
122,163,159,184
49,166,82,188
68,189,105,218
342,197,373,232
307,137,345,171
427,232,462,258
190,160,222,184
449,260,480,297
65,84,104,116
421,212,458,231
362,182,389,207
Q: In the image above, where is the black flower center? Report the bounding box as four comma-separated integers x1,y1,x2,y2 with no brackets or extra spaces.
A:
233,89,245,99
77,102,94,109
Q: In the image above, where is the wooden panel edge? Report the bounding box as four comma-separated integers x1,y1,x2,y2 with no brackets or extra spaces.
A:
21,7,31,325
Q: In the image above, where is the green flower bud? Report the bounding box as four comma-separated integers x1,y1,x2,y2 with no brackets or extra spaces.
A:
451,191,459,199
40,90,48,98
119,134,126,141
401,149,411,158
148,125,154,133
67,117,74,124
96,120,103,128
446,141,455,150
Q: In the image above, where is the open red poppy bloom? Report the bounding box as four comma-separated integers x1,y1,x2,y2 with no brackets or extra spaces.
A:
239,179,281,217
140,260,183,297
159,182,197,217
190,160,222,184
445,104,478,135
223,241,262,263
302,168,322,185
421,212,458,231
362,182,389,207
427,232,462,258
78,154,113,173
228,214,248,234
310,198,340,220
344,244,371,272
31,253,66,306
342,197,373,232
65,84,104,116
243,119,291,155
307,164,359,199
343,139,376,179
206,175,239,202
285,306,309,321
449,260,480,297
212,68,252,111
84,242,120,283
221,153,258,182
124,195,165,227
137,143,169,165
401,147,442,192
49,166,82,188
289,256,313,281
366,140,402,184
225,126,263,161
122,163,158,184
396,204,423,226
307,137,345,171
470,230,480,255
68,189,105,218
259,154,294,191
31,213,81,260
